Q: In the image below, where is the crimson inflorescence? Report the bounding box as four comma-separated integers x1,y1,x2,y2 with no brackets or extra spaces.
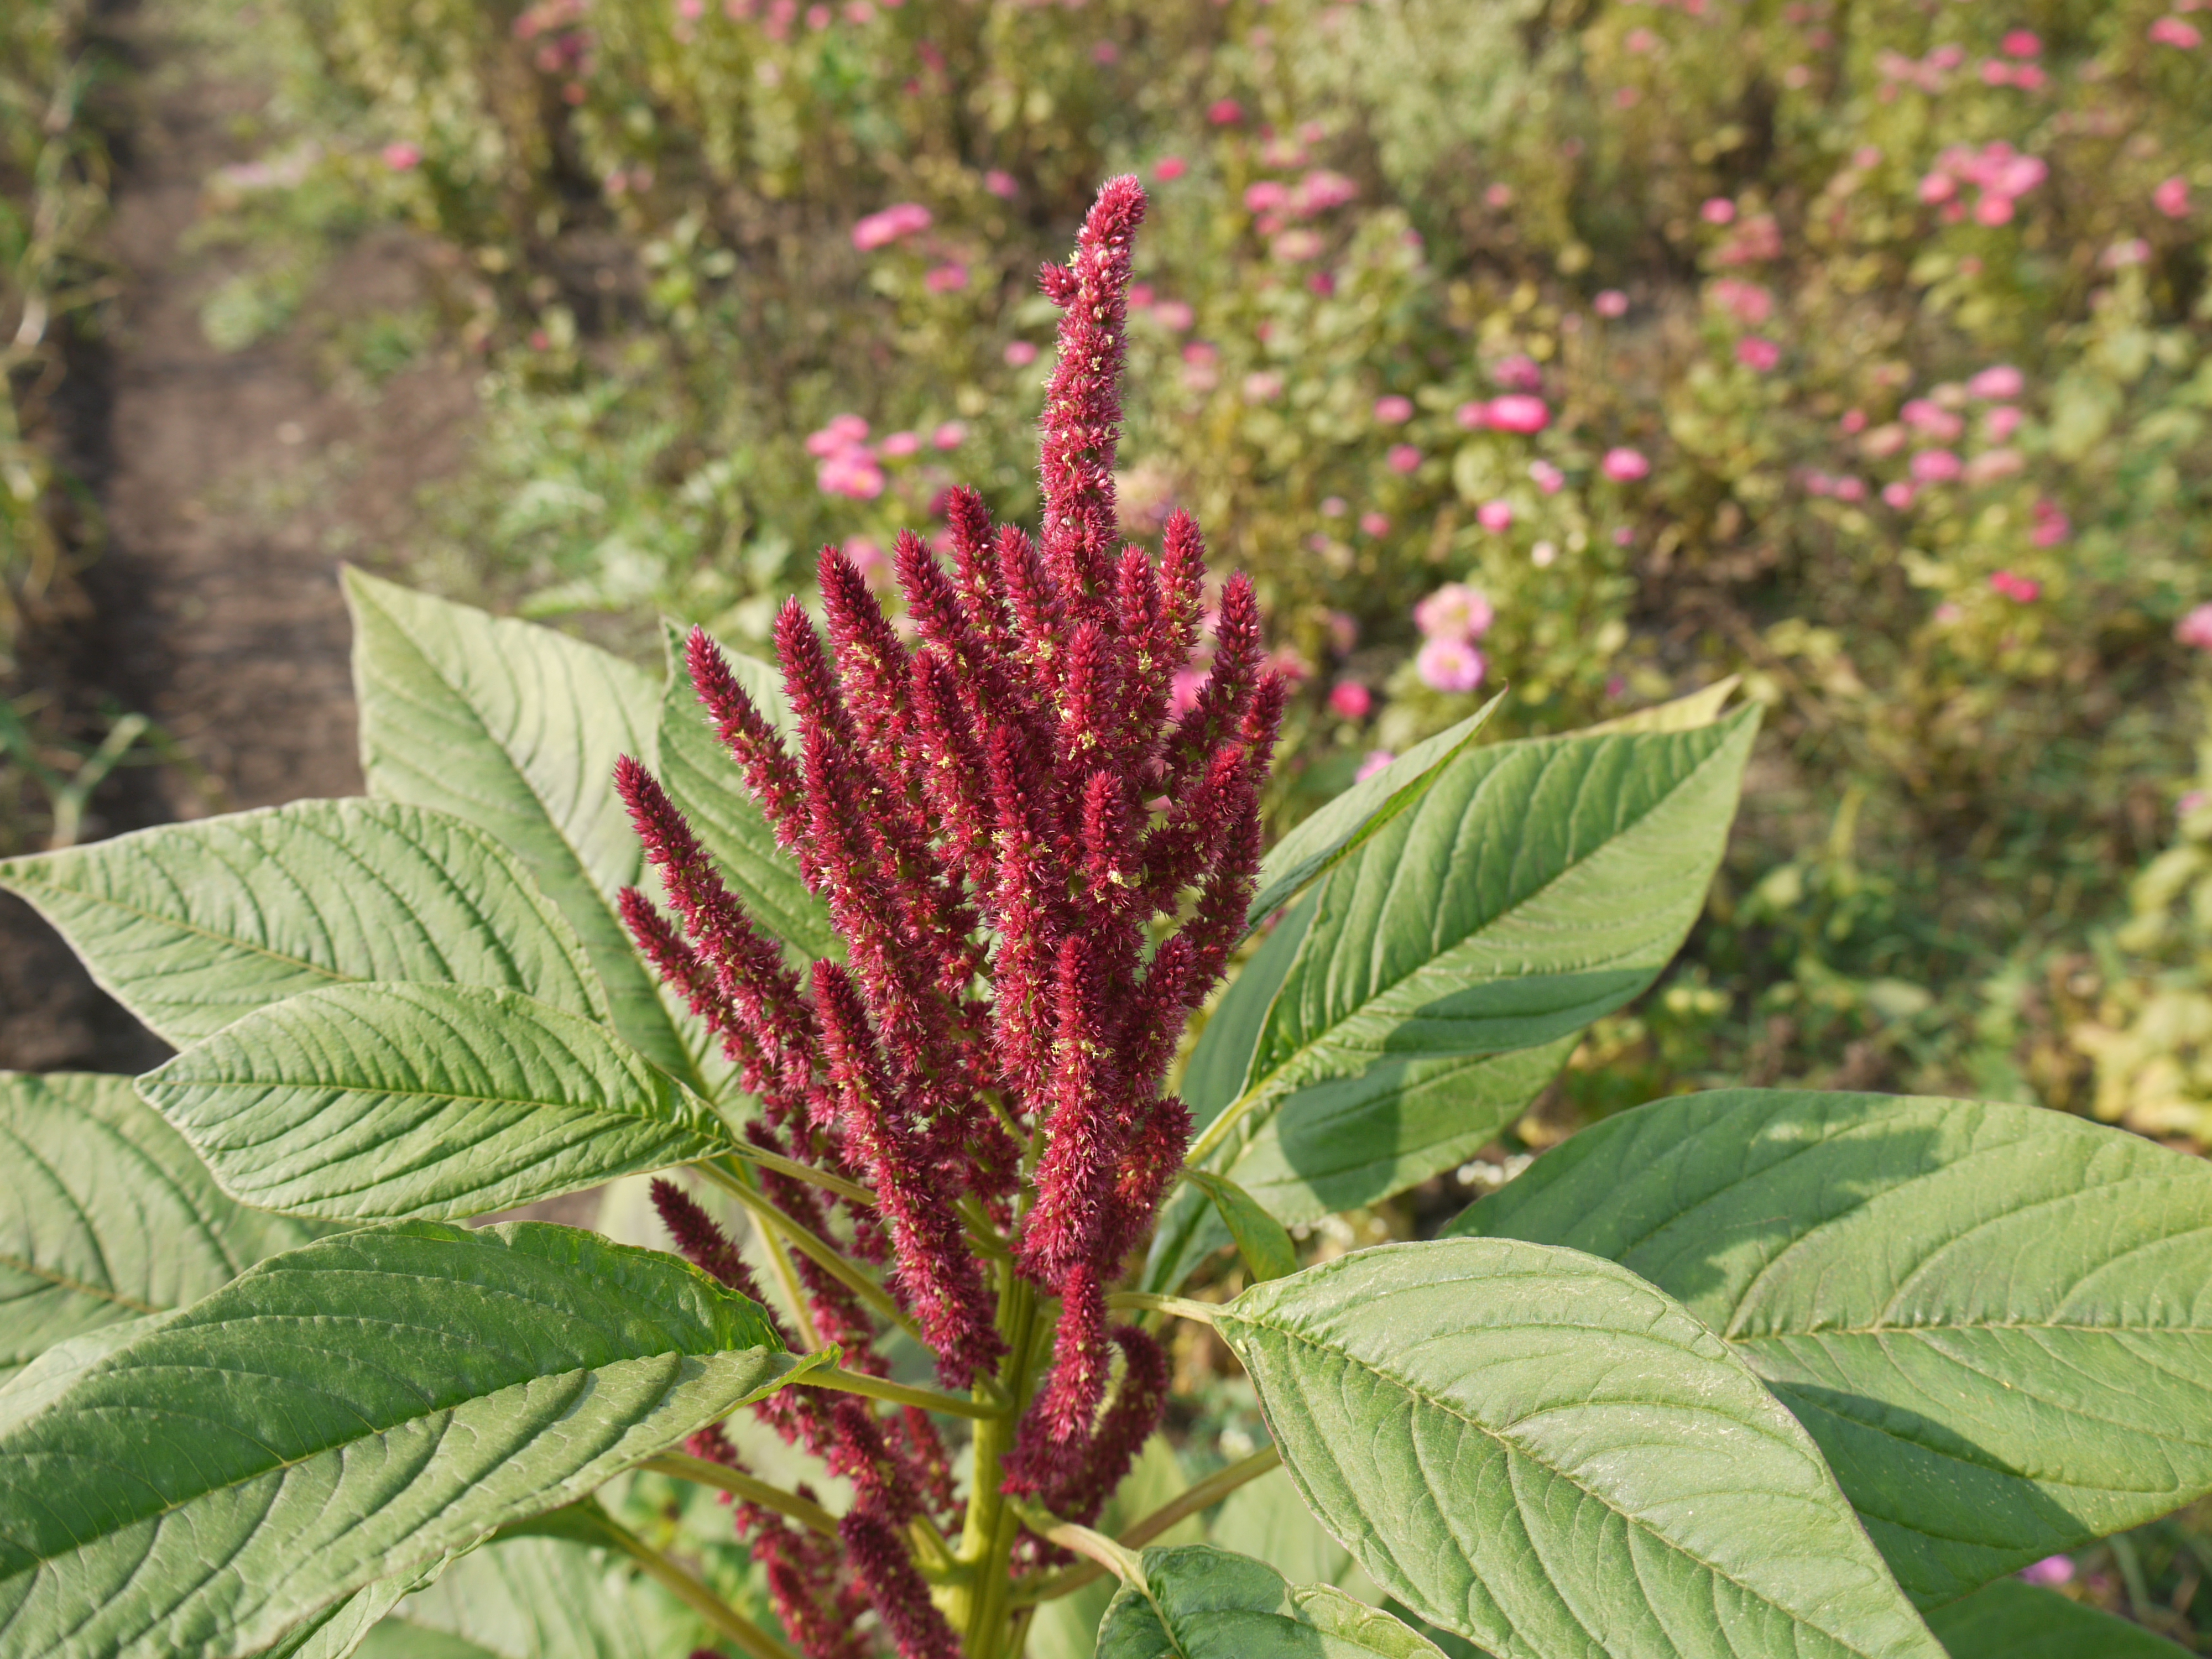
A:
620,176,1280,1658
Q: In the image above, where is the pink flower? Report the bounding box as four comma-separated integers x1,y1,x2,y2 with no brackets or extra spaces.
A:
1594,289,1629,318
1359,511,1391,536
1990,569,2041,602
1601,446,1651,482
925,263,969,293
1244,180,1290,214
1882,481,1917,509
1271,228,1326,263
1910,448,1963,484
1004,340,1039,367
1529,459,1566,494
1700,196,1738,225
852,201,932,251
1985,405,2024,442
984,169,1019,199
1965,447,2025,485
2150,15,2204,47
1919,171,1958,205
1354,749,1396,782
1386,444,1422,473
1477,499,1514,533
381,142,423,171
1243,371,1284,403
879,430,921,457
1373,394,1414,423
1840,408,1868,435
1968,364,2024,400
1207,98,1245,124
1710,278,1774,326
1167,667,1209,716
1091,40,1119,64
817,451,886,499
930,420,966,450
1736,336,1782,372
2177,603,2212,650
1902,400,1965,441
1833,476,1867,503
1151,300,1194,332
2003,28,2042,56
1485,394,1551,433
1294,170,1359,213
1320,495,1347,518
2032,498,2070,546
1328,681,1374,719
1415,581,1495,640
1153,155,1187,182
806,413,872,457
2155,177,2190,218
1975,193,2017,227
1416,636,1488,693
1492,353,1545,393
1484,182,1514,208
1454,401,1489,430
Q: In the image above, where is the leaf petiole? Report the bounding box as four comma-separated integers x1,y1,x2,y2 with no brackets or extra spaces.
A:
698,1160,923,1344
640,1452,839,1537
1011,1444,1284,1605
794,1363,1004,1421
1105,1290,1219,1324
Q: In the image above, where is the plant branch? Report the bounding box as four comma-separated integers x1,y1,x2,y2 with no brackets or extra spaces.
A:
701,1158,822,1350
640,1452,839,1537
1011,1444,1284,1605
572,1506,800,1659
705,1144,877,1209
700,1160,924,1344
1181,1083,1262,1170
1010,1502,1146,1588
793,1364,1003,1420
1104,1290,1219,1324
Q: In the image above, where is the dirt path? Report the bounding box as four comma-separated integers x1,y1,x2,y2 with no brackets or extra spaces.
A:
0,0,477,1072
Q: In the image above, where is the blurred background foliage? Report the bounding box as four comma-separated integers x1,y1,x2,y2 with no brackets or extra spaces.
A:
7,0,2212,1642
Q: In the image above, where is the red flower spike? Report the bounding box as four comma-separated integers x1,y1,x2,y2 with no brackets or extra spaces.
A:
687,625,811,863
842,1508,962,1659
650,1177,777,1314
612,176,1286,1654
1037,176,1146,604
816,959,1005,1388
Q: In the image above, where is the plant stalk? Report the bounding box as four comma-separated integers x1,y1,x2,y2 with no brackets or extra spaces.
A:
795,1364,1003,1421
640,1452,840,1537
700,1159,925,1344
577,1507,799,1659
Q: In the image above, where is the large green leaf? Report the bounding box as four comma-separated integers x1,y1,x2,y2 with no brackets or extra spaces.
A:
1097,1545,1447,1659
254,1578,419,1659
0,1072,321,1384
361,1535,712,1659
1151,713,1756,1292
0,800,607,1045
1245,697,1504,934
0,1219,818,1659
1922,1579,2185,1658
654,622,835,965
138,982,735,1222
343,570,698,1088
1448,1090,2212,1609
1217,1237,1942,1659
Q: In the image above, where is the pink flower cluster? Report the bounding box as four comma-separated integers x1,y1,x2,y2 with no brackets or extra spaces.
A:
1459,393,1551,434
1414,581,1494,693
1243,169,1360,238
852,201,932,251
1989,568,2041,603
1919,142,2046,226
2177,603,2212,651
624,179,1279,1657
2150,15,2204,48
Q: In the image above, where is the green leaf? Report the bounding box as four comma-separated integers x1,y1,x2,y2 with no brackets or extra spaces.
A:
254,1578,419,1659
0,799,608,1046
1448,1090,2212,1608
1245,696,1505,933
1097,1545,1448,1659
138,982,735,1222
1573,676,1739,736
1216,1237,1943,1659
0,1219,820,1659
1186,709,1757,1240
0,1072,322,1384
654,622,836,966
364,1535,713,1659
343,569,700,1088
1187,1171,1299,1282
1029,1437,1207,1659
1923,1579,2185,1658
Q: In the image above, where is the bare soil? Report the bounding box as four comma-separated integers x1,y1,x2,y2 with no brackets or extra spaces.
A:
0,0,478,1073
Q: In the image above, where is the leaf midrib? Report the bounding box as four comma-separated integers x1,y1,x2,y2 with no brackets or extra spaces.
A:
1223,1305,1900,1659
1237,730,1742,1127
0,1250,161,1317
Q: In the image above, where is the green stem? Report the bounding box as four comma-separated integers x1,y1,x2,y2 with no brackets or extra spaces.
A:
795,1364,1002,1421
1009,1503,1145,1588
702,1159,821,1350
640,1452,839,1537
1104,1290,1218,1324
578,1508,799,1659
1181,1082,1262,1169
957,1264,1041,1659
705,1144,878,1209
1012,1444,1284,1606
700,1160,924,1344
